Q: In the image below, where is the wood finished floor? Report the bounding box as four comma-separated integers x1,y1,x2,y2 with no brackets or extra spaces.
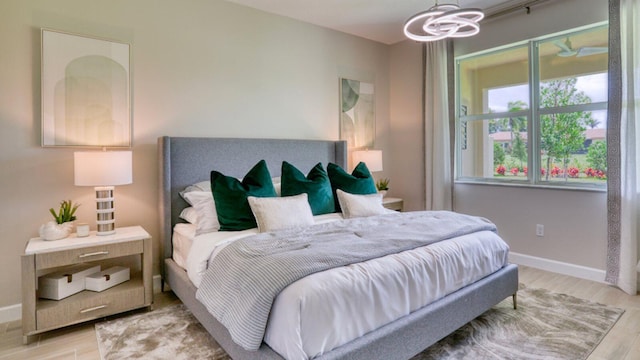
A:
1,265,639,360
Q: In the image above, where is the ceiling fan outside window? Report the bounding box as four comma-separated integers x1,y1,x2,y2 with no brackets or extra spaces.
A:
553,37,608,57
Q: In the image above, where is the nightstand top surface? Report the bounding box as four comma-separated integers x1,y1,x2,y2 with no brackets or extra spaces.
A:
25,226,149,255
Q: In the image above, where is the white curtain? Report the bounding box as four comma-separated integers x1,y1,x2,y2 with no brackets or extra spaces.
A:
424,41,453,211
606,0,640,295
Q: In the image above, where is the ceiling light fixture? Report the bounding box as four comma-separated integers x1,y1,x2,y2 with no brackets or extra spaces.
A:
404,2,485,42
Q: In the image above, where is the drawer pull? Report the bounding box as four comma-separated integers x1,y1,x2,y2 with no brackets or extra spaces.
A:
80,305,107,314
78,251,109,258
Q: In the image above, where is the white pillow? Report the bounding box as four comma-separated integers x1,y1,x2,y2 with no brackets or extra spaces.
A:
179,181,211,200
248,194,314,232
179,207,199,224
182,191,220,235
272,176,282,196
336,189,387,219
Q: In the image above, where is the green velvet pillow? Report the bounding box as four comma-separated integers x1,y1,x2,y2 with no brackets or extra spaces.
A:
210,160,277,231
327,162,377,211
281,161,335,215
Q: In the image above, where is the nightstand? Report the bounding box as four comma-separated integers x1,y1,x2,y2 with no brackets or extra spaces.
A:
382,197,404,211
21,226,152,344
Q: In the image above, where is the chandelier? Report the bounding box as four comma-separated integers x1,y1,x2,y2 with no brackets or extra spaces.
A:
403,2,485,42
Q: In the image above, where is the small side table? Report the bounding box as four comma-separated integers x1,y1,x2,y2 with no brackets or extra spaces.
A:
382,197,404,211
21,226,153,344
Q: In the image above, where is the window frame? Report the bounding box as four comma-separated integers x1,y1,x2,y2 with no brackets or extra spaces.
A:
454,22,608,191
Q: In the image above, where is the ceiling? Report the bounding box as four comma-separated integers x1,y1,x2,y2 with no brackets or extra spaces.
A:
223,0,525,44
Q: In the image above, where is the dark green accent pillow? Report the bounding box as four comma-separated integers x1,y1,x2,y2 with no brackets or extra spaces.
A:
211,160,277,231
327,162,377,211
281,162,335,215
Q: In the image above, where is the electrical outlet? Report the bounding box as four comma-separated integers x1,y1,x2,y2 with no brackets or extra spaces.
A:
536,224,544,237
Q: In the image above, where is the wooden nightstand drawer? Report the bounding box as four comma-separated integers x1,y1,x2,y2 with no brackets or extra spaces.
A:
35,240,143,270
36,279,144,331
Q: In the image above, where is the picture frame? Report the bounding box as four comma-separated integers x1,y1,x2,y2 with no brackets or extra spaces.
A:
339,78,375,150
41,29,131,148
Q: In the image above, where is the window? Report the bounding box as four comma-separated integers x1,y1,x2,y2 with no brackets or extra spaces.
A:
455,24,608,189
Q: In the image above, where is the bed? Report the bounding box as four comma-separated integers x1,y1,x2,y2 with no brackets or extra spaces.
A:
158,136,519,360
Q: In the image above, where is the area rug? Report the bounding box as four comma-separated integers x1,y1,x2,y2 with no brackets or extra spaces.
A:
95,304,230,360
95,287,623,360
413,286,624,360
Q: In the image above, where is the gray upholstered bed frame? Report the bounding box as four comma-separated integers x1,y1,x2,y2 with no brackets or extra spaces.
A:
158,136,519,360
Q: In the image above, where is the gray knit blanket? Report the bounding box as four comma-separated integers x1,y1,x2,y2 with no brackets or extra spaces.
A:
195,210,497,351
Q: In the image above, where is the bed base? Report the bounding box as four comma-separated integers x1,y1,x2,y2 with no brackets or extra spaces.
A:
165,258,518,360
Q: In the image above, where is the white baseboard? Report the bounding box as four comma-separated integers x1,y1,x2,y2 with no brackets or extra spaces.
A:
509,252,606,283
0,303,21,324
1,275,166,323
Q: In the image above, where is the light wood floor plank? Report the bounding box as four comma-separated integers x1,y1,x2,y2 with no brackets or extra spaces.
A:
0,266,638,360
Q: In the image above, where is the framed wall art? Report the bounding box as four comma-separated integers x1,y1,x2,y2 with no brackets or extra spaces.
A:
339,78,375,150
41,29,131,147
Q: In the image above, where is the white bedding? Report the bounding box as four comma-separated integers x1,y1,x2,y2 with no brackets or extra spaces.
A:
172,223,195,270
173,212,510,360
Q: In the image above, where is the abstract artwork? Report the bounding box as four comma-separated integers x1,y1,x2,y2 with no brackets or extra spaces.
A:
339,78,375,150
41,29,131,147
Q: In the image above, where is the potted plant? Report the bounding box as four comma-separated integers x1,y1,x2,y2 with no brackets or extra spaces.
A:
39,200,80,241
376,178,390,197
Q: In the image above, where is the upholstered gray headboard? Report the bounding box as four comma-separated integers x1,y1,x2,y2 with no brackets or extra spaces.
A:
158,136,347,275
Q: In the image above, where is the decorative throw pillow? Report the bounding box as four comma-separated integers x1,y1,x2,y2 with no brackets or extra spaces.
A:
272,177,282,196
281,161,335,215
327,162,377,211
336,189,387,219
182,191,220,235
211,160,277,231
247,194,314,232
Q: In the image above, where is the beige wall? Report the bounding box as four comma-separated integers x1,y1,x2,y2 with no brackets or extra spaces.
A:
0,0,392,309
389,40,424,211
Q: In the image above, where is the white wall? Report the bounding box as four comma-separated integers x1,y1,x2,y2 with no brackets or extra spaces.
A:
454,0,610,272
0,0,391,309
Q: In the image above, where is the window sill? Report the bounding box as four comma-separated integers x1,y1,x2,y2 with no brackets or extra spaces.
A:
454,179,607,193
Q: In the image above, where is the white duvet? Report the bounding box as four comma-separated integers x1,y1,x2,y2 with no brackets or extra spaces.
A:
176,212,509,360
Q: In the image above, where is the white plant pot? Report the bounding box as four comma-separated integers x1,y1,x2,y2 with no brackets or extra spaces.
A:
39,221,73,241
378,190,388,198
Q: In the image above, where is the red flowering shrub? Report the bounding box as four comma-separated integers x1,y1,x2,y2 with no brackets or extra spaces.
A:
496,165,506,175
550,166,562,177
585,167,606,179
568,167,580,178
523,167,528,176
540,168,546,176
510,167,519,176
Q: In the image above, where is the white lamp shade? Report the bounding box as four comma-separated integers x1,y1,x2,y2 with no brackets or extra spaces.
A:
352,150,383,172
74,151,133,186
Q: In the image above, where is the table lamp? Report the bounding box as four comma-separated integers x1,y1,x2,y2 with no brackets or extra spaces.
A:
74,151,132,235
352,149,383,172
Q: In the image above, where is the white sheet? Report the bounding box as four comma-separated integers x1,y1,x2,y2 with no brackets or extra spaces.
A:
172,223,195,270
178,212,509,360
